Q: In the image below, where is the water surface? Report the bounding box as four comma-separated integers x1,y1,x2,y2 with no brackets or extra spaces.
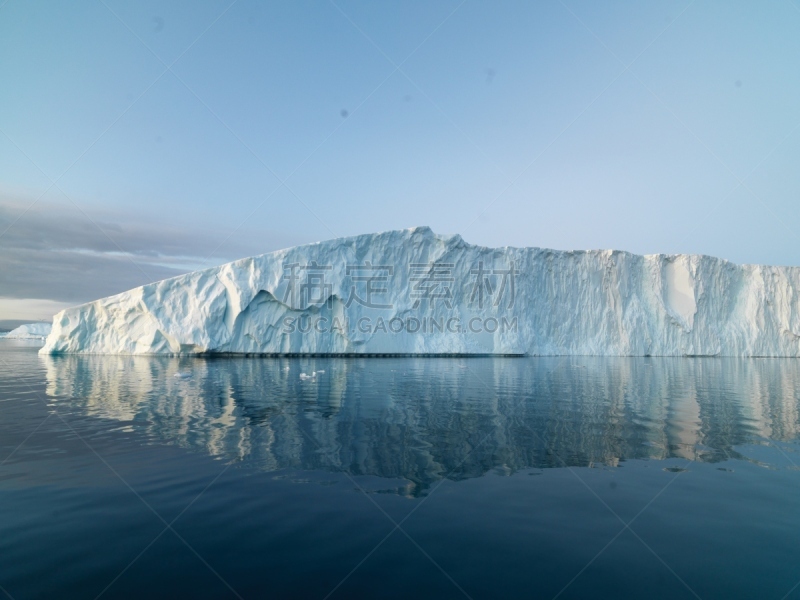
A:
2,340,800,599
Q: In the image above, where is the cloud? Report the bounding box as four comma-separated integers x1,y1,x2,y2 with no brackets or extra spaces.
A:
0,299,74,324
0,199,303,307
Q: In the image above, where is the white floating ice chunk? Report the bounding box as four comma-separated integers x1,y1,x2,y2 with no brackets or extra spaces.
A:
173,372,192,379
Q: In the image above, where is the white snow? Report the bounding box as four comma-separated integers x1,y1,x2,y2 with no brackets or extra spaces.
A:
5,323,52,340
664,258,696,329
39,227,800,357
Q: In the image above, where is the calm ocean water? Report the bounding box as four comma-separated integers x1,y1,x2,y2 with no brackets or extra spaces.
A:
1,339,800,599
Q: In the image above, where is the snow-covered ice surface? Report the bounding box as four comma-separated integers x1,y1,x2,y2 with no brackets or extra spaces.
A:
40,227,800,356
5,323,52,340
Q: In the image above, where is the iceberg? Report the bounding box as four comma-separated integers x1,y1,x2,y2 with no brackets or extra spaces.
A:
40,227,800,357
5,322,52,340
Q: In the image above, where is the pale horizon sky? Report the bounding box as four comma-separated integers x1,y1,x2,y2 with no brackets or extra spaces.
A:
2,0,800,323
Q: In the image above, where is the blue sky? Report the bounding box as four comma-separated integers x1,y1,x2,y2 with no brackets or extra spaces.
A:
1,0,800,321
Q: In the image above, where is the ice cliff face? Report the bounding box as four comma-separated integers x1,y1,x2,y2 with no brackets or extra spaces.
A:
5,323,52,339
40,227,800,356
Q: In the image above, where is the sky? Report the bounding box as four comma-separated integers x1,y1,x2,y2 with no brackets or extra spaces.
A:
2,0,800,324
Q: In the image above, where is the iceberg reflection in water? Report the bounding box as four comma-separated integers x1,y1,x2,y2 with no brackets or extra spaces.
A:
43,355,800,492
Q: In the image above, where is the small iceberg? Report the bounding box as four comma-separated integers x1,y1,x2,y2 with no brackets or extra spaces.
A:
4,323,52,340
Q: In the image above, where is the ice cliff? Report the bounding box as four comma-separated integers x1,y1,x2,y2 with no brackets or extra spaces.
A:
5,323,52,340
40,227,800,356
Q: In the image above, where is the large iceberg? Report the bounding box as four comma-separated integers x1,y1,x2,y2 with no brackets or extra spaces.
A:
4,322,52,340
40,227,800,357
